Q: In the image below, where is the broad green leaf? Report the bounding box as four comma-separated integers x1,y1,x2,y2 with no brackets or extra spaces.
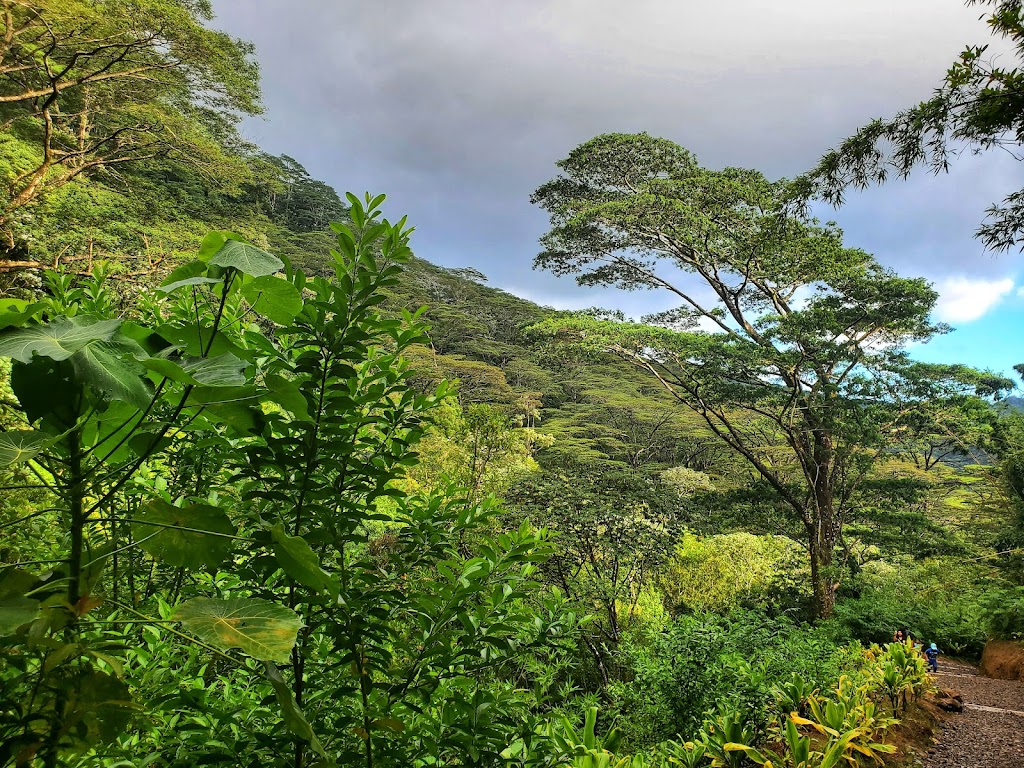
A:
240,275,302,324
140,357,198,384
0,316,120,362
132,500,236,568
0,298,28,313
159,260,220,292
157,322,253,360
0,597,40,635
183,354,248,385
187,385,264,434
117,322,171,355
0,429,54,467
71,340,153,408
174,597,302,662
197,231,244,261
64,670,136,745
266,374,310,421
12,357,80,429
158,276,222,293
208,239,283,277
142,352,247,387
270,524,333,592
0,298,42,329
0,568,36,600
265,661,327,756
79,400,146,465
187,384,260,407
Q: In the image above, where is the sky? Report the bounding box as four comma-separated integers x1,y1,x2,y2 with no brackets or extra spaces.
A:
210,0,1024,377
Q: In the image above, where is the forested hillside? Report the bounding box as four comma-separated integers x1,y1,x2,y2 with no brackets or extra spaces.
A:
3,2,1024,767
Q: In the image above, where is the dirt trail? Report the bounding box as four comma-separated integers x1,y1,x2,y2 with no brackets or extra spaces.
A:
922,660,1024,768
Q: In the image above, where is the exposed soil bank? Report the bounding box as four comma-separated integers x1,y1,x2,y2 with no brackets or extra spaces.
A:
979,640,1024,682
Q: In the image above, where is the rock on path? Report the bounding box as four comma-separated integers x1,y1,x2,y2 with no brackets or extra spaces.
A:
923,661,1024,768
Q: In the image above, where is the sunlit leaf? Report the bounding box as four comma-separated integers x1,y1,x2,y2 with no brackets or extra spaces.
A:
0,316,120,362
265,374,310,421
0,429,54,467
240,275,302,324
158,275,222,293
208,239,283,277
174,597,302,662
142,352,247,386
70,339,153,408
0,298,42,329
183,353,248,385
158,260,220,293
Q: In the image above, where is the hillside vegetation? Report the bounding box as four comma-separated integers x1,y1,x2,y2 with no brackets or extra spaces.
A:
3,2,1024,767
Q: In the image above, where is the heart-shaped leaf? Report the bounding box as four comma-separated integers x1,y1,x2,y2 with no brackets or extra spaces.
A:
132,500,236,568
142,352,247,387
159,276,222,293
159,260,221,293
174,597,302,662
71,339,153,408
0,429,54,467
0,316,121,362
208,240,283,277
240,276,302,324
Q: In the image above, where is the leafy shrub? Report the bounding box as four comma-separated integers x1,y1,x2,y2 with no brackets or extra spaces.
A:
979,586,1024,641
863,642,930,714
607,611,858,749
830,557,991,657
659,533,810,615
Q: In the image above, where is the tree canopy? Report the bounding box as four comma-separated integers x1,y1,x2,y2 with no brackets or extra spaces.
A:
532,132,1008,617
0,0,261,260
795,0,1024,251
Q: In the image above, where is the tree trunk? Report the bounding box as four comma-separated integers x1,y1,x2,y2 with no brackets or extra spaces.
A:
808,498,839,619
809,546,837,619
807,436,840,619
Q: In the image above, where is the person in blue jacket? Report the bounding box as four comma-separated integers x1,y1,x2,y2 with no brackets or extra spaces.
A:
924,643,940,672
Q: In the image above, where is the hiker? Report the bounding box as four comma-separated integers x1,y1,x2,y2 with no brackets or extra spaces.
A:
893,628,904,643
924,643,940,672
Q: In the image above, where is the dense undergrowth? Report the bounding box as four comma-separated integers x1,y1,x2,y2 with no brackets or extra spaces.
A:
0,198,1016,768
4,1,1024,765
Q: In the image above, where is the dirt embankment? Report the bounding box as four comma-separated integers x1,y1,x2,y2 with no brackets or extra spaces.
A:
979,640,1024,682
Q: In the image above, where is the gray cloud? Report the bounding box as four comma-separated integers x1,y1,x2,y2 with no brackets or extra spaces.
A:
211,0,1022,317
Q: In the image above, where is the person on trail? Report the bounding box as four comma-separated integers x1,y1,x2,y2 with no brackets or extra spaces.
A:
893,629,904,643
924,643,940,672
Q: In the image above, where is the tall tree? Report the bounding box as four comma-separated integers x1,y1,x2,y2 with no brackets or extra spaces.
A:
531,132,1000,618
0,0,261,264
795,0,1024,251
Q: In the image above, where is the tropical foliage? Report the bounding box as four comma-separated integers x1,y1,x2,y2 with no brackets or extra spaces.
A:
3,1,1024,766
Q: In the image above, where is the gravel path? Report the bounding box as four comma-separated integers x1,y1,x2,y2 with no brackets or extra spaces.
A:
923,661,1024,768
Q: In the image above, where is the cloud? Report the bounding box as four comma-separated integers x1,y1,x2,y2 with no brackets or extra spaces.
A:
208,0,1024,336
933,276,1015,323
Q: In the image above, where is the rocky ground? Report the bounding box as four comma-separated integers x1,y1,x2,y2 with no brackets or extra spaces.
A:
922,660,1024,768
